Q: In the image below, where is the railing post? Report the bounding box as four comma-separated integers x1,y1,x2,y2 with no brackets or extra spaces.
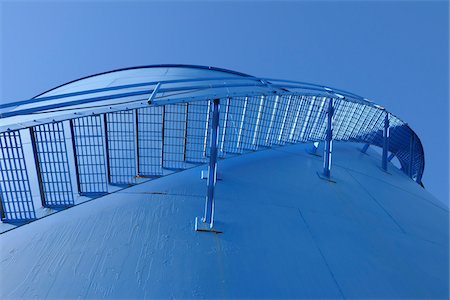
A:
381,112,390,171
29,127,46,207
409,133,415,178
103,114,111,184
323,98,334,179
196,98,221,232
69,119,82,194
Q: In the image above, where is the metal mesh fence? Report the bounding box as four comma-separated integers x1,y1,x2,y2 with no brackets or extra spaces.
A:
70,116,108,195
0,92,425,223
31,122,74,207
106,111,137,185
0,130,36,221
137,106,164,177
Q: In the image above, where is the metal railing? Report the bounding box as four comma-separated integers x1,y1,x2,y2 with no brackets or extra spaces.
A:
0,76,425,226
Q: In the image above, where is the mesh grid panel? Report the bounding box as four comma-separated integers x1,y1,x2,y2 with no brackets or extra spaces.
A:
137,107,164,176
31,122,74,207
0,130,36,222
163,104,189,169
106,111,137,185
70,116,108,195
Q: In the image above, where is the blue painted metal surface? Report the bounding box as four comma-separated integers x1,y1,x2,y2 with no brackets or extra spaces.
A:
1,141,446,298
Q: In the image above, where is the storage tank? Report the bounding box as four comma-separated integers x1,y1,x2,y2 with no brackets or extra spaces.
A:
0,65,447,299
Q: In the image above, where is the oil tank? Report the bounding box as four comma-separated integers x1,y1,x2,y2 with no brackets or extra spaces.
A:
0,65,447,299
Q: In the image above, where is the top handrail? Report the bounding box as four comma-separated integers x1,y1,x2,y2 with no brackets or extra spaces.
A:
0,76,371,115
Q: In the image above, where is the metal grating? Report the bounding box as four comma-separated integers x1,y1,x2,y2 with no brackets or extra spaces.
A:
185,102,210,163
31,122,74,208
0,130,36,222
163,104,189,170
137,107,164,176
70,116,108,196
105,111,137,185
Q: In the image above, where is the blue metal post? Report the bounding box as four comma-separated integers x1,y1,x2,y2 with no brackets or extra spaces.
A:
323,98,333,179
198,98,220,231
409,133,415,178
69,119,81,194
29,127,46,207
381,112,390,171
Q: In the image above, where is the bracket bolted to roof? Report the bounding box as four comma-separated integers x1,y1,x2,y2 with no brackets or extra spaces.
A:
147,83,161,105
361,143,370,154
195,98,222,233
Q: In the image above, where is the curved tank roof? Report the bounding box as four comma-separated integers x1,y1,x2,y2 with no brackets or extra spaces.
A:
0,142,447,299
34,64,253,99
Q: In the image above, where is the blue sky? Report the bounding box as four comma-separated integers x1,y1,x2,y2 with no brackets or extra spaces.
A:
0,0,448,204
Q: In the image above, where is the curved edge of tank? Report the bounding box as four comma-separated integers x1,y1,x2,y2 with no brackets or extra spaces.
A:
32,64,254,99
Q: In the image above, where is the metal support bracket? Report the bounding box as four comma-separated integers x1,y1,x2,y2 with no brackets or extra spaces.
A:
361,143,370,154
308,142,321,156
201,170,222,181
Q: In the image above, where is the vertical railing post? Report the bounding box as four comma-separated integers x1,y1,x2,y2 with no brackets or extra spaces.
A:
196,98,220,232
69,119,82,194
103,114,111,184
29,127,46,207
135,109,141,176
323,98,334,179
409,133,415,178
381,112,390,171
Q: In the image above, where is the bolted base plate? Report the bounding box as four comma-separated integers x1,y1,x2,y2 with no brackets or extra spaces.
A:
194,217,222,233
201,170,222,180
316,171,337,183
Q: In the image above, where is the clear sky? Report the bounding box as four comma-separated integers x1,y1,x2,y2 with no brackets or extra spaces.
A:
0,0,448,204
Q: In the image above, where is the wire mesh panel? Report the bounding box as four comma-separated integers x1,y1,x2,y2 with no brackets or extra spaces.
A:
163,103,189,169
306,97,328,142
70,116,108,196
137,107,163,176
185,102,210,163
106,111,137,185
31,122,74,207
236,96,261,151
287,95,309,143
0,130,36,222
222,97,246,154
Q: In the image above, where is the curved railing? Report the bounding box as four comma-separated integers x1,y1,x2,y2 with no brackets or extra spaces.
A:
0,75,424,224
